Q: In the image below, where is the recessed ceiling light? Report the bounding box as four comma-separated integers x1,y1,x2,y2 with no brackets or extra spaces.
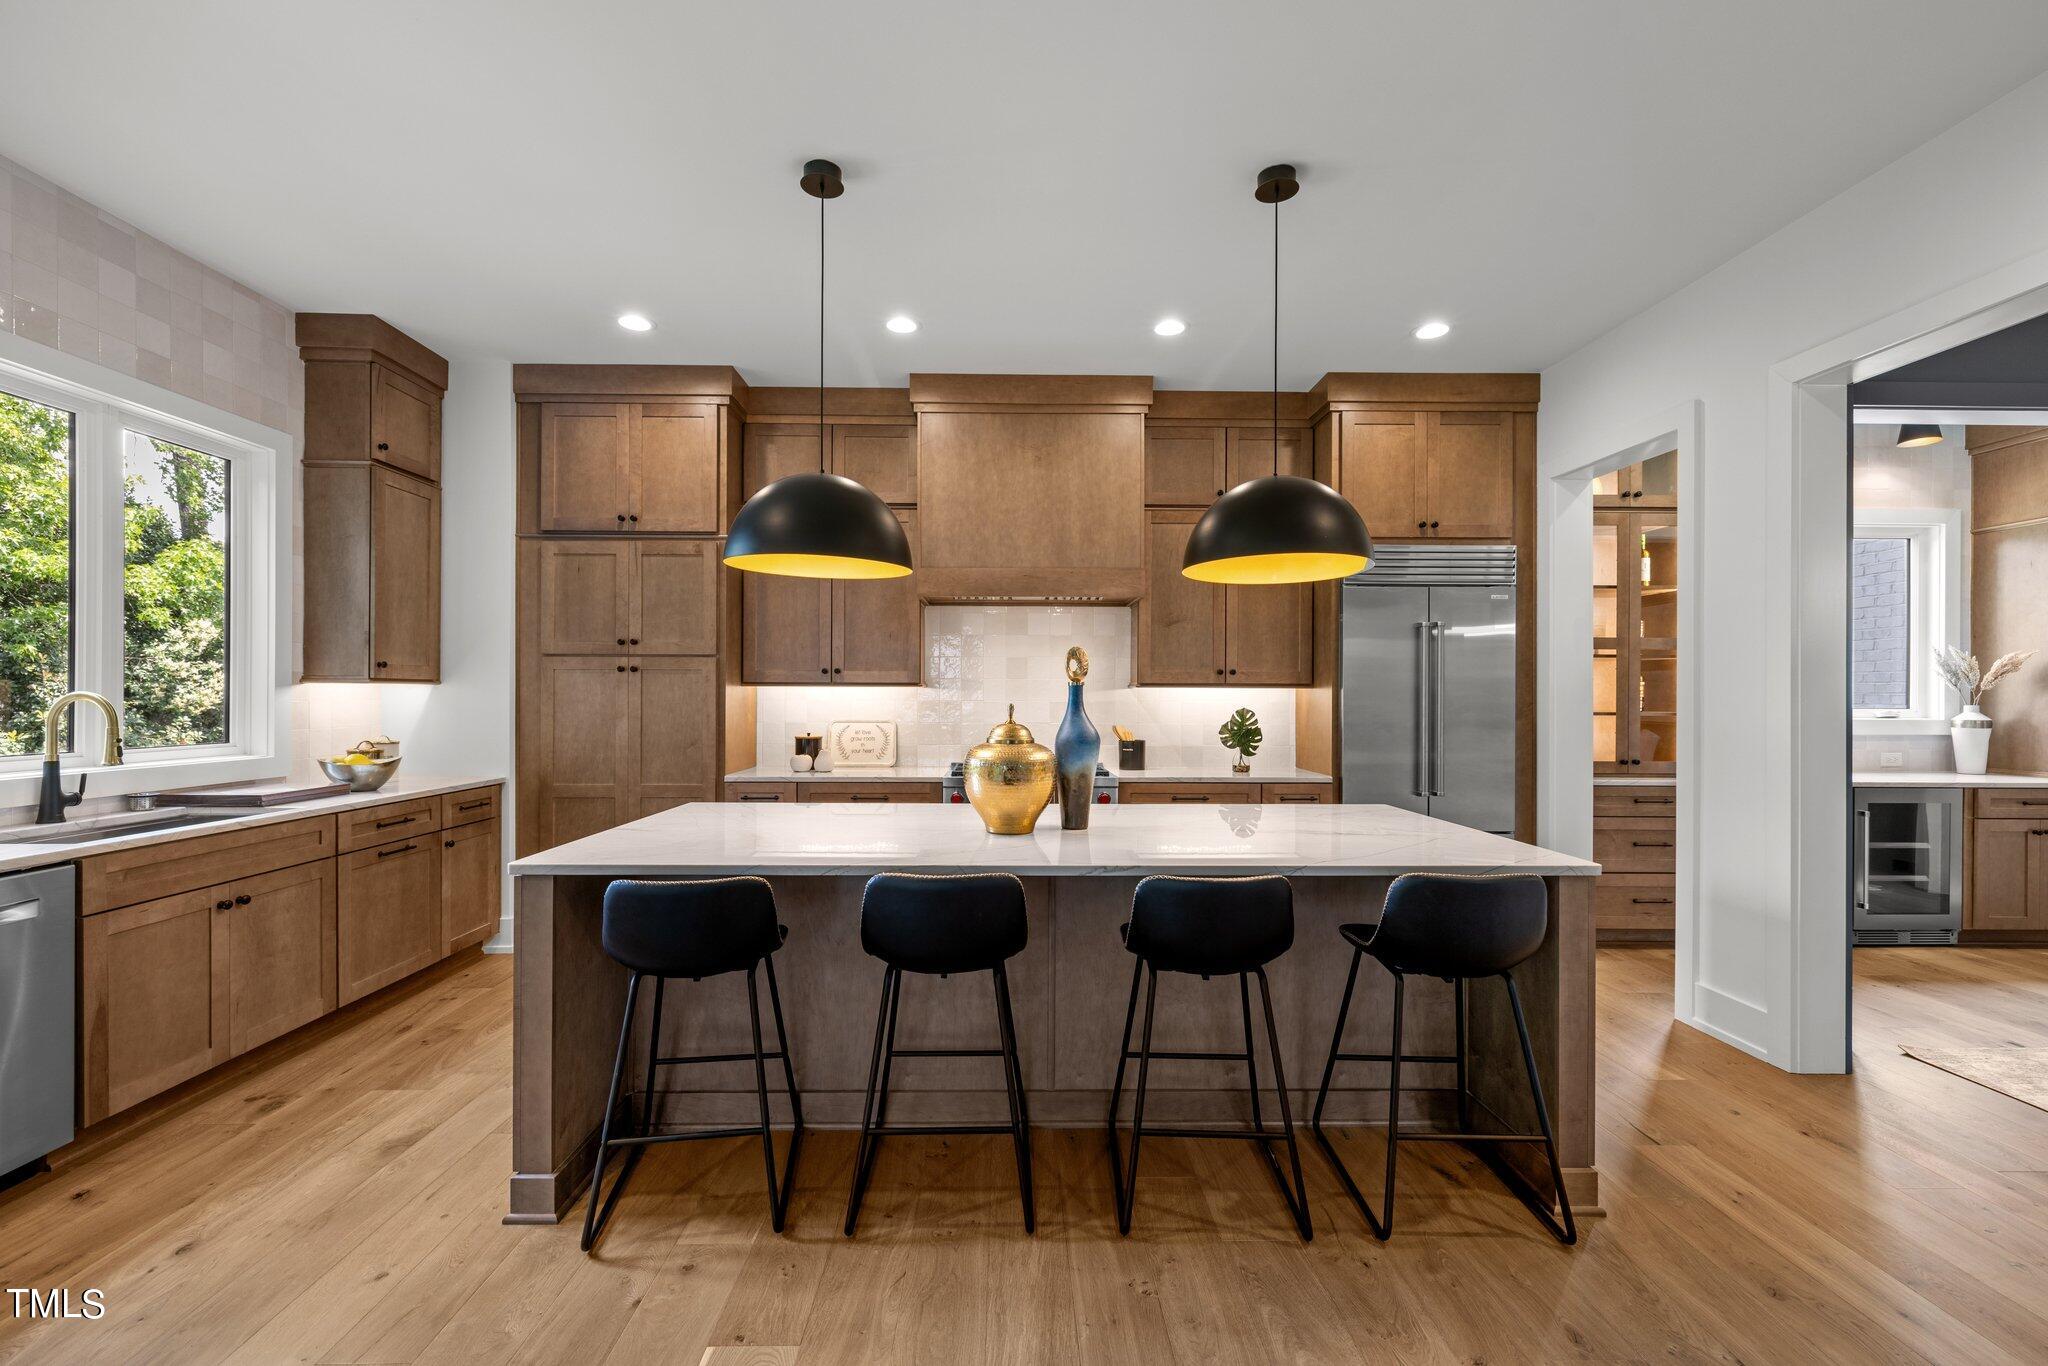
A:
1154,317,1187,337
885,314,918,334
1413,320,1451,341
617,313,653,332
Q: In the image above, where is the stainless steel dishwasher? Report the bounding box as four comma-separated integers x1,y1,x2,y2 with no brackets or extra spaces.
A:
0,865,76,1175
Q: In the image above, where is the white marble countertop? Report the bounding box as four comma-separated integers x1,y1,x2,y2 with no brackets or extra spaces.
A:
510,801,1598,878
1851,770,2048,788
726,763,1334,784
0,774,504,875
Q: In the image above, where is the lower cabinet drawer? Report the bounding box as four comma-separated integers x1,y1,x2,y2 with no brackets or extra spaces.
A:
1261,783,1335,804
1120,783,1261,804
81,815,335,914
1971,788,2048,820
797,783,942,803
439,786,501,829
1593,786,1678,818
1594,875,1677,934
337,836,445,1004
1594,819,1677,873
726,782,799,802
338,798,439,852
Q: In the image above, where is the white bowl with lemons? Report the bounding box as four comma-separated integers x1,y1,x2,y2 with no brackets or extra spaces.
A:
320,751,402,791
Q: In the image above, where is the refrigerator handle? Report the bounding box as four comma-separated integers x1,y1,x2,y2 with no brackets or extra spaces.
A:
1412,621,1428,797
1429,621,1445,796
1854,807,1870,912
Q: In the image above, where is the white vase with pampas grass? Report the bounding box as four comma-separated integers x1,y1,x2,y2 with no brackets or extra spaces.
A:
1935,647,2035,775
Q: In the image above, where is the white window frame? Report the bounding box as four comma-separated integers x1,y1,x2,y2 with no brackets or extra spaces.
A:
0,332,292,805
1851,507,1964,735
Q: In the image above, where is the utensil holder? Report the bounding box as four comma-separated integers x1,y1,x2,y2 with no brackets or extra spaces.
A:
1117,739,1145,770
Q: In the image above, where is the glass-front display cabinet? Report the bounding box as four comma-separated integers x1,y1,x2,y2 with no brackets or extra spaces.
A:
1594,506,1678,775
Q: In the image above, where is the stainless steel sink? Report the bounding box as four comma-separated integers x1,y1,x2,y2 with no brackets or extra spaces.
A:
0,808,250,847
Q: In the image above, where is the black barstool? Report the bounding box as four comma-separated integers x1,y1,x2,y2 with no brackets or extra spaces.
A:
1107,874,1311,1240
581,876,803,1253
1310,873,1576,1244
844,872,1034,1236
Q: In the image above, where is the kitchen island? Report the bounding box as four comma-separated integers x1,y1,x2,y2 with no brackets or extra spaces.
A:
507,802,1601,1222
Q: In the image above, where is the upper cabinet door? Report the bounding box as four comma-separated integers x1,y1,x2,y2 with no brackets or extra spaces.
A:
632,657,721,815
742,570,833,683
632,540,718,655
1137,510,1227,685
1144,426,1227,506
743,423,825,501
1339,412,1424,535
1226,582,1313,686
832,424,918,505
537,541,630,654
370,468,440,681
633,402,720,532
1225,427,1310,489
1424,411,1514,539
833,510,921,684
370,365,439,481
1633,448,1678,508
540,403,632,531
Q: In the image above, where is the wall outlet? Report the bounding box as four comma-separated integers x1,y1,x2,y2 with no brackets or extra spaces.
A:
1878,751,1905,769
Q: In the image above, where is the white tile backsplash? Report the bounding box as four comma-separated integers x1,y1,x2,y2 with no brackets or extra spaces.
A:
755,606,1298,774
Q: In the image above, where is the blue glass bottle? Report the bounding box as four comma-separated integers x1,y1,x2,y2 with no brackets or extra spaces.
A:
1053,646,1100,829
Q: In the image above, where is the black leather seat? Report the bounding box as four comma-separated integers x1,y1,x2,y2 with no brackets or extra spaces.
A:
1312,873,1576,1244
844,873,1035,1236
1106,875,1311,1240
580,877,802,1252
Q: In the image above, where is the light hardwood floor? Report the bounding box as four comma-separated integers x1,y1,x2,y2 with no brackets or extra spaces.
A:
4,946,2048,1364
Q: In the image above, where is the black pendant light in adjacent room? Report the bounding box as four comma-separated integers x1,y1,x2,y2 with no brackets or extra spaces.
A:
724,159,913,580
1895,423,1945,448
1182,164,1372,586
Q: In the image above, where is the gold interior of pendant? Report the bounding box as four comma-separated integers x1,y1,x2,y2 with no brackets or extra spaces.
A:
1181,551,1370,585
723,552,912,580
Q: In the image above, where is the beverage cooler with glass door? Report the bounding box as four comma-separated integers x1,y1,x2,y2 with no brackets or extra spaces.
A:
1852,786,1962,945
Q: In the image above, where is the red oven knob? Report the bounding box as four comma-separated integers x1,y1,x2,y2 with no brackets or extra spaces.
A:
1097,792,1110,803
950,792,965,803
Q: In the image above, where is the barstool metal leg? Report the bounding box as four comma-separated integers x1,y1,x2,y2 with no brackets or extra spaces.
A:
581,971,643,1253
1253,966,1313,1241
1238,973,1266,1136
640,975,666,1133
1454,976,1470,1132
1310,946,1376,1219
844,966,902,1236
745,964,800,1232
991,963,1035,1232
1500,972,1578,1245
1372,969,1406,1240
763,954,804,1132
1111,965,1159,1236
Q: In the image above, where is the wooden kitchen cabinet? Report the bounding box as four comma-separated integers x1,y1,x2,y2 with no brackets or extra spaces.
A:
1593,818,1677,874
1337,409,1513,539
538,540,717,656
441,817,502,954
1261,783,1335,803
223,861,337,1057
1595,508,1678,775
743,510,920,685
1594,448,1678,509
742,423,825,500
725,782,799,802
539,401,720,533
79,888,227,1125
1119,782,1261,804
1968,818,2048,934
1593,874,1678,939
1137,510,1311,686
833,424,918,504
1225,427,1310,488
633,657,722,815
337,836,445,1005
528,654,721,840
796,782,943,803
1145,426,1228,505
370,366,442,481
301,463,441,682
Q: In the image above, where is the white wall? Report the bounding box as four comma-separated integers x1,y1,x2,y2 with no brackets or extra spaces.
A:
381,360,516,947
1539,70,2048,1072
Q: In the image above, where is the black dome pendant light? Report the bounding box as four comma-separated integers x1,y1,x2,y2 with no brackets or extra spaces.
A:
724,159,913,580
1183,165,1373,586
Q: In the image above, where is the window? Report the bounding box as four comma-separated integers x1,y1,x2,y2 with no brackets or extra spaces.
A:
1851,509,1963,729
0,347,281,791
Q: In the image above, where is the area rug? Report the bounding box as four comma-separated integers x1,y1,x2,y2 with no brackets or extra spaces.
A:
1898,1046,2048,1114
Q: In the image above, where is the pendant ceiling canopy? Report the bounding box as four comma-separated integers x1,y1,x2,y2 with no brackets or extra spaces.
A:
1182,164,1372,586
724,158,912,581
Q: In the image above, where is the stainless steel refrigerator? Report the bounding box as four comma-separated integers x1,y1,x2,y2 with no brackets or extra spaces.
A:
1341,545,1517,834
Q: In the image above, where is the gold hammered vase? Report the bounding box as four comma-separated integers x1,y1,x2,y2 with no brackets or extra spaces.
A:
962,705,1056,835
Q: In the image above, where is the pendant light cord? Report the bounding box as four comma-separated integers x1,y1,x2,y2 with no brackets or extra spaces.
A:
811,187,819,466
1272,195,1279,452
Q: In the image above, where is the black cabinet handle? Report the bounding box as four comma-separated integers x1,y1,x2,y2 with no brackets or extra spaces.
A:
1429,521,1439,529
1630,897,1674,905
1215,668,1224,676
832,667,842,675
617,665,626,672
457,799,489,811
376,442,389,451
1170,795,1209,803
820,668,829,676
376,843,418,858
1228,668,1237,676
374,815,414,828
1632,796,1674,804
1631,841,1674,848
234,894,251,906
1278,794,1317,803
849,795,887,803
1417,521,1427,530
375,660,388,670
739,794,781,802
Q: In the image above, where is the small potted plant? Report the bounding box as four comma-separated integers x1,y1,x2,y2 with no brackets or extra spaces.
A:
1218,707,1262,775
1935,646,2034,775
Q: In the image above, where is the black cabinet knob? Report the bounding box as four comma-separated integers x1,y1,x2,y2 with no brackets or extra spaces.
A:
819,668,829,676
616,638,627,646
375,660,388,669
616,665,626,673
617,513,627,523
234,895,251,906
629,665,639,673
628,638,638,645
215,899,232,911
1229,668,1237,676
832,667,842,675
445,839,456,848
1215,668,1225,676
1417,521,1426,530
1429,521,1439,529
628,514,638,523
376,442,390,451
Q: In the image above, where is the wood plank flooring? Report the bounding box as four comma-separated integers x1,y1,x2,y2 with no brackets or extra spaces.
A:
4,946,2048,1363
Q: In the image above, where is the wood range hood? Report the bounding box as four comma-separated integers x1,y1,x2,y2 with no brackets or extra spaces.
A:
907,373,1152,604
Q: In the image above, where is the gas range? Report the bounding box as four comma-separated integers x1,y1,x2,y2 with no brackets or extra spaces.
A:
941,762,1119,807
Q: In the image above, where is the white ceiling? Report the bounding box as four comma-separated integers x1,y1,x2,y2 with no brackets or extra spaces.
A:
6,1,2048,387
